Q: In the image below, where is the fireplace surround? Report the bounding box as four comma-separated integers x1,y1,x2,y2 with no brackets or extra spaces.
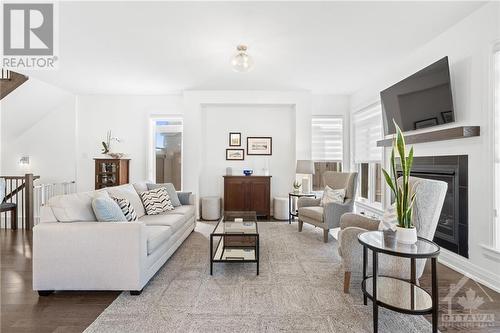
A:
397,155,468,258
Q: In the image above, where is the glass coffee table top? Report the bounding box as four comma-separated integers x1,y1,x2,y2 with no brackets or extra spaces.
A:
358,230,440,258
212,219,258,235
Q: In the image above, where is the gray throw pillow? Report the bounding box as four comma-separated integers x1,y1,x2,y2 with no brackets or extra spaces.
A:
146,183,181,207
177,192,192,206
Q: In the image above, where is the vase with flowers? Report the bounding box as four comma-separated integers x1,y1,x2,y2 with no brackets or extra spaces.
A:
382,120,417,244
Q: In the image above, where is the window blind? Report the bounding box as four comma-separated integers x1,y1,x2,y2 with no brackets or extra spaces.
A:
353,102,383,163
311,116,343,161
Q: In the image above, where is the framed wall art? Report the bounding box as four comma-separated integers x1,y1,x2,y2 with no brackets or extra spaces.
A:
247,137,272,155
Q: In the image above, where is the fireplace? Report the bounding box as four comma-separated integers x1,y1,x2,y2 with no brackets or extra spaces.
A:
397,155,468,258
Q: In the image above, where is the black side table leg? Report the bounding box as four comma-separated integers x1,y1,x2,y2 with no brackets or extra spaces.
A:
256,235,259,275
210,235,213,275
372,251,378,333
288,195,292,224
431,257,438,333
363,246,368,305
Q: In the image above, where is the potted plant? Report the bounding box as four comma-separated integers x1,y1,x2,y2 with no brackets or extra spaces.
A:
382,121,417,244
293,181,302,194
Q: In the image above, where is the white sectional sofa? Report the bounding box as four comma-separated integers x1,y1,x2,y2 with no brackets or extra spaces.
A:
33,182,196,296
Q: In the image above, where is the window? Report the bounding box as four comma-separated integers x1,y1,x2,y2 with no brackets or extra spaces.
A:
352,102,383,207
311,116,343,190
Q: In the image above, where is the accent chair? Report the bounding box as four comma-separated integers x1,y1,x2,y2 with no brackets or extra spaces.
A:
338,176,447,293
297,171,358,242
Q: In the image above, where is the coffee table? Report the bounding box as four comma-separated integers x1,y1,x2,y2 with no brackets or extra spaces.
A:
209,215,259,275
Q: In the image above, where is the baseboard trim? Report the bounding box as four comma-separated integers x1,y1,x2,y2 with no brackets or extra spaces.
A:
438,248,500,293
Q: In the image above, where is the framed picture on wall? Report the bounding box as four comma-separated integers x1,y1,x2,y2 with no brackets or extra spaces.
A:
226,149,244,160
247,137,272,155
229,132,241,146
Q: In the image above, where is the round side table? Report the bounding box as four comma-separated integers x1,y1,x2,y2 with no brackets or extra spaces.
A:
358,230,440,333
288,192,316,224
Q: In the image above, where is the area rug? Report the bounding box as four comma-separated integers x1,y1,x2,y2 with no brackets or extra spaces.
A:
84,222,433,332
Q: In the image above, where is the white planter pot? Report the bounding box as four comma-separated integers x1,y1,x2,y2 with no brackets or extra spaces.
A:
395,226,417,244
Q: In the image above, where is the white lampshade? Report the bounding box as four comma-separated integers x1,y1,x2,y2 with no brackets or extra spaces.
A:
296,160,315,175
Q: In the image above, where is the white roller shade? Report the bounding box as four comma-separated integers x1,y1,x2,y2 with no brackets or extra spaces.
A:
311,116,343,161
353,102,383,163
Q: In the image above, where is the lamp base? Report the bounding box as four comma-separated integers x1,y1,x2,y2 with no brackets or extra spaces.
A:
301,177,310,194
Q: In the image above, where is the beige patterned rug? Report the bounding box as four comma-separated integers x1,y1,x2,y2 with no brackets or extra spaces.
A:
84,222,433,332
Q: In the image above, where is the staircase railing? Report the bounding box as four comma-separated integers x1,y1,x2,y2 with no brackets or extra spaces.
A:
33,181,76,225
1,174,39,229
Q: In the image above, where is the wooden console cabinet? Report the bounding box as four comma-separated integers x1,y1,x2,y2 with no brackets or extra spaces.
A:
94,158,130,189
223,176,271,219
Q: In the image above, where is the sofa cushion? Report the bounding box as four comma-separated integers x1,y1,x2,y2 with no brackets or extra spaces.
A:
163,205,195,219
132,181,149,194
105,184,146,218
139,213,186,233
48,190,101,222
140,187,174,215
147,183,181,207
299,206,324,222
92,194,127,222
145,226,173,255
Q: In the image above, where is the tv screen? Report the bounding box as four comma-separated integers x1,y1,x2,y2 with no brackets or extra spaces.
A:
380,56,455,135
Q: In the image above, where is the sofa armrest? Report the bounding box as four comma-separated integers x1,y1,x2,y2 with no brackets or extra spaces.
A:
297,197,321,208
323,199,354,229
33,221,147,291
340,212,379,231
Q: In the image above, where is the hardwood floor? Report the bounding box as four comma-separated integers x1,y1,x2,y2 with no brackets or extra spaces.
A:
1,229,499,332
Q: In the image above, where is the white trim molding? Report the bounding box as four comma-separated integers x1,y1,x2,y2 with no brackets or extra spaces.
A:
439,248,500,294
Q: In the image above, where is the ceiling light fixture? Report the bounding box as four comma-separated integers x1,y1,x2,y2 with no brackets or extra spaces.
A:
231,45,254,72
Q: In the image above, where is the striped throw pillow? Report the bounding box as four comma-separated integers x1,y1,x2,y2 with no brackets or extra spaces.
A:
140,187,174,215
112,197,138,221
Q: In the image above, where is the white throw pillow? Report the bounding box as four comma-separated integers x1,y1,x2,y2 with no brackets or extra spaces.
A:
140,187,174,215
320,186,345,206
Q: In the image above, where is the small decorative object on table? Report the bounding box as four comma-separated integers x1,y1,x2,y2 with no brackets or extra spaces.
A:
292,181,301,194
382,120,417,244
101,130,125,159
243,169,253,176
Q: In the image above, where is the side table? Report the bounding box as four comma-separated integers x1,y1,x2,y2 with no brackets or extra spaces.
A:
358,230,440,333
288,192,316,224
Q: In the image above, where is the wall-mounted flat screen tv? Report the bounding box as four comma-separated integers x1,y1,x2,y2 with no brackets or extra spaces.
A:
380,56,455,135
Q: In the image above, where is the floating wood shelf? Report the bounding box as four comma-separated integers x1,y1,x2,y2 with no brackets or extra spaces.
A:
376,126,480,147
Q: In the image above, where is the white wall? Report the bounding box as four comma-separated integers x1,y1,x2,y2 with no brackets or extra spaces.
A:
1,78,77,183
76,95,183,192
350,2,500,291
200,104,295,202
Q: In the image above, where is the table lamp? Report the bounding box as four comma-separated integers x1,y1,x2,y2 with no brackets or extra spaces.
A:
296,160,315,193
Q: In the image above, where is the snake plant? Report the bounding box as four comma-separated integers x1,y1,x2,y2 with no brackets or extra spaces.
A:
382,120,416,229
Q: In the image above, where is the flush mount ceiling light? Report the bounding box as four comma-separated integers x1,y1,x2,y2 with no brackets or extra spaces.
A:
231,45,254,72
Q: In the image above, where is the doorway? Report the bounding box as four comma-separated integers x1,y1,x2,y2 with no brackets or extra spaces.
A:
152,118,183,190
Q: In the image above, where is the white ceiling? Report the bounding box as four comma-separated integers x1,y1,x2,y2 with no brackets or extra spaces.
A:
25,1,485,95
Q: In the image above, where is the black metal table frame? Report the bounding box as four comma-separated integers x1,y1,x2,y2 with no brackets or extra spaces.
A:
288,192,316,224
359,233,440,333
210,220,259,275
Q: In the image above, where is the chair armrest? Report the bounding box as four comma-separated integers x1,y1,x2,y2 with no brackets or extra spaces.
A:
297,197,321,208
340,213,379,231
323,199,354,229
338,226,366,272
